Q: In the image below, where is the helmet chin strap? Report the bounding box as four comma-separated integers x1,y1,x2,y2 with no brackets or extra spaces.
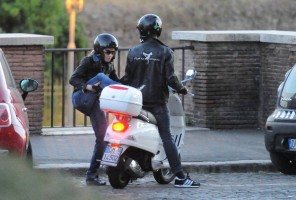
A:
92,53,101,62
140,35,157,43
93,53,112,64
139,37,146,43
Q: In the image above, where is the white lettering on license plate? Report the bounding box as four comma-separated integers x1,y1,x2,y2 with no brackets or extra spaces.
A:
288,139,296,149
102,145,122,165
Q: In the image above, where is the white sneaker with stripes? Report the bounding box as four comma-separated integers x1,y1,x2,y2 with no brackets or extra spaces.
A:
174,176,200,188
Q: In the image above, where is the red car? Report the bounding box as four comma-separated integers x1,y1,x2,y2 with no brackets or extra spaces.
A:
0,48,38,162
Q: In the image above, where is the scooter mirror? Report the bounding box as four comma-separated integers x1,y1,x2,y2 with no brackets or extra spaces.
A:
185,69,197,79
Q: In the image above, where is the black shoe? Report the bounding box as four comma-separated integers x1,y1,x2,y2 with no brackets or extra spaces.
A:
86,176,106,186
174,175,200,188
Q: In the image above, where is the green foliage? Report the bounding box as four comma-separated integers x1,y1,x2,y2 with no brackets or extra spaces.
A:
0,157,102,200
0,0,88,87
0,0,87,48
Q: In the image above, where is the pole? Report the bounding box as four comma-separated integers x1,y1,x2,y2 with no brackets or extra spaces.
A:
66,9,76,126
65,0,84,126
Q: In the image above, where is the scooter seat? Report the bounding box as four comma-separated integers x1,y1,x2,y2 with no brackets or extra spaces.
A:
136,109,157,125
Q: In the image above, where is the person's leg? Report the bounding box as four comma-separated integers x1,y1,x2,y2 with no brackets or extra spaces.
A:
86,73,120,89
72,90,83,111
72,89,98,116
85,102,108,186
146,104,200,188
146,105,183,174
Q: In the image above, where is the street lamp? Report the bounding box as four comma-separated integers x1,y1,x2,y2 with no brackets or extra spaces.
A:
65,0,84,49
65,0,84,126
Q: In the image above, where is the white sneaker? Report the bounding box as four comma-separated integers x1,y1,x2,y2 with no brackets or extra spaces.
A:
174,176,200,188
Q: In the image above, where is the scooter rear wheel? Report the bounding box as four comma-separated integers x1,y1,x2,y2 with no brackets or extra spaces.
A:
153,168,175,184
107,166,131,189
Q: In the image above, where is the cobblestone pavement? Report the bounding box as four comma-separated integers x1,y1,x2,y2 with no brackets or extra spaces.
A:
68,172,296,200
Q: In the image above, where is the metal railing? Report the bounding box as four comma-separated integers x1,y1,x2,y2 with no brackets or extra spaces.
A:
44,46,193,128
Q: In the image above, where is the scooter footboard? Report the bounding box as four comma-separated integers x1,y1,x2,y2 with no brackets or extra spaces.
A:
101,144,129,167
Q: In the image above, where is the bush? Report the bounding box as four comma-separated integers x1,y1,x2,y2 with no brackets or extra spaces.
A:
0,157,101,200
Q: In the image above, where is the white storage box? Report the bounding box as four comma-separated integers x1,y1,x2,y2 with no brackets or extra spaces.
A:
100,84,142,116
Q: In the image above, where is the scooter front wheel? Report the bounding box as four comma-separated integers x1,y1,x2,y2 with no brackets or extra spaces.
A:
153,168,175,184
107,165,131,189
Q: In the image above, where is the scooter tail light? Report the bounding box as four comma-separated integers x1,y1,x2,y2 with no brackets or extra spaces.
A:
0,103,12,127
111,143,121,148
112,122,128,132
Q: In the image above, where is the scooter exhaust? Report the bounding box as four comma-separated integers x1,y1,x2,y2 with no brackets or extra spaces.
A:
152,160,170,170
124,158,145,178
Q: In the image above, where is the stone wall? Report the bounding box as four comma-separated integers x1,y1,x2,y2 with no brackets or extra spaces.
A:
173,31,296,129
2,31,296,132
194,42,260,129
0,34,54,134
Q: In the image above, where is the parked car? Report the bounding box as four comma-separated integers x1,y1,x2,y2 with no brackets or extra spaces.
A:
0,48,38,164
265,64,296,174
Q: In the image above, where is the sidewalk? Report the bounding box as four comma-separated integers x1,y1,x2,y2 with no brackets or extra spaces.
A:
30,127,276,174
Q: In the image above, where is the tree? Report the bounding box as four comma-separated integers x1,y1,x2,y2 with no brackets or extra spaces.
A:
0,0,87,48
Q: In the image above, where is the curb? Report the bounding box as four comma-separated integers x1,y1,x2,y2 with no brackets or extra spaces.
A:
33,160,277,175
41,126,210,136
181,160,276,173
41,127,94,136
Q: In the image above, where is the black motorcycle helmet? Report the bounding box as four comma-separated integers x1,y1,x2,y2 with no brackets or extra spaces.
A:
93,33,119,55
137,14,162,41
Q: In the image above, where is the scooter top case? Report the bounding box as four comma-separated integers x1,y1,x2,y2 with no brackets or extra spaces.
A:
100,84,142,116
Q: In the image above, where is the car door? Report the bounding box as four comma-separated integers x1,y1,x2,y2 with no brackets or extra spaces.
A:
0,51,29,137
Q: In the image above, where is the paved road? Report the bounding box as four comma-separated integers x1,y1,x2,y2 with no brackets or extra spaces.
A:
68,172,296,200
31,128,273,174
29,127,291,200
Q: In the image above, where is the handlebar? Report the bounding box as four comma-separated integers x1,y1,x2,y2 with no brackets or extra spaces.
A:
181,77,194,85
168,87,195,96
169,68,198,96
187,91,195,96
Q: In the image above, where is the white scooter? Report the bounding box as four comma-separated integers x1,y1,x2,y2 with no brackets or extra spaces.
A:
99,69,197,189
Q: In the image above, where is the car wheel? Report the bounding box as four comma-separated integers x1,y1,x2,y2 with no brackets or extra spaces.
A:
24,141,33,168
270,152,296,175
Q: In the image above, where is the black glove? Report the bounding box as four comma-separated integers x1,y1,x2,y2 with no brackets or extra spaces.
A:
92,84,101,93
178,87,188,95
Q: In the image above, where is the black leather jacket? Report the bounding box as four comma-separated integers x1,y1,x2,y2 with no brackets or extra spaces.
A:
69,53,119,93
121,38,184,105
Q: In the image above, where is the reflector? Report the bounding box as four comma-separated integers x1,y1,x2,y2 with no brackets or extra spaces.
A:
108,85,128,90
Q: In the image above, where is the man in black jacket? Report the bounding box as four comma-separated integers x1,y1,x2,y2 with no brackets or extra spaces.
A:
69,33,119,186
121,14,200,188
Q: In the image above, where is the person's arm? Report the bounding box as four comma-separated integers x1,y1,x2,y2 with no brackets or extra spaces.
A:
165,49,186,94
69,57,89,90
69,56,97,92
109,69,120,82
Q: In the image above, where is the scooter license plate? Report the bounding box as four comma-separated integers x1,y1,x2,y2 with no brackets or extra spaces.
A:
102,145,123,165
288,139,296,149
